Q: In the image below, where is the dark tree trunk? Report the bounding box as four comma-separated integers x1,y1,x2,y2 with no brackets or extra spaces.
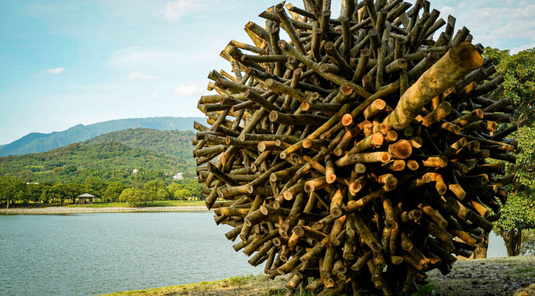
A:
500,226,522,256
472,231,489,259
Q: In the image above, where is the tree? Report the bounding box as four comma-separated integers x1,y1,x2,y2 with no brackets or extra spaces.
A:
118,188,146,206
53,184,68,205
484,47,535,256
167,183,181,198
65,183,85,204
26,183,43,204
0,176,25,208
39,184,54,204
104,181,126,202
495,124,535,256
497,193,535,256
143,180,168,203
484,47,535,125
180,179,204,200
173,189,190,200
84,177,106,199
156,188,169,201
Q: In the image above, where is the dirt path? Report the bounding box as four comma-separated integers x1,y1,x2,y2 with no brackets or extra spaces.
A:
103,256,535,296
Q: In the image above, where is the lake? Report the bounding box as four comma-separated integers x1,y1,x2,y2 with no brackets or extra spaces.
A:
0,212,508,296
0,212,260,296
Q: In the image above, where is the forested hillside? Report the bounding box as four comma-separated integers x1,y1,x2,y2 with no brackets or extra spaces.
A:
0,141,190,185
0,116,203,156
84,128,195,165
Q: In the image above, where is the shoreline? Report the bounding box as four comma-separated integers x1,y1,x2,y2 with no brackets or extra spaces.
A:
0,206,210,215
101,256,535,296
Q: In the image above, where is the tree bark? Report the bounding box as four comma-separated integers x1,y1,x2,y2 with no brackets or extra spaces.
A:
471,231,489,259
384,41,483,130
501,226,522,256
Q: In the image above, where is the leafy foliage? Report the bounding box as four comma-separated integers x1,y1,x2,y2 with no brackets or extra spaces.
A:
0,176,25,207
484,47,535,125
484,47,535,255
84,128,195,168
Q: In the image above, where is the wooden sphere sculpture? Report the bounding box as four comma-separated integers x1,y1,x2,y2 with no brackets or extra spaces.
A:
193,1,516,294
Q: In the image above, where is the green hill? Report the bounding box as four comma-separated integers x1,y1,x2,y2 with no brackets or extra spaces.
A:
0,116,203,156
0,141,190,185
83,128,195,164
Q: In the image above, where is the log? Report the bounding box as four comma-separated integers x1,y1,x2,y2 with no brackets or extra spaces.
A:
384,42,483,130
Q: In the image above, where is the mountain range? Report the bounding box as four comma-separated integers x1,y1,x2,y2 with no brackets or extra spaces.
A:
0,117,203,157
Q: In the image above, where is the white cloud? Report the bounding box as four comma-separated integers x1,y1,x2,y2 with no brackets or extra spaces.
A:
173,83,203,96
45,67,66,74
470,5,535,44
423,1,535,50
155,0,218,21
148,92,159,100
439,6,454,18
511,43,535,54
127,72,158,80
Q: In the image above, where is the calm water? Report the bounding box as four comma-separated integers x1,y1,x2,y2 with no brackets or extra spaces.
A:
0,212,508,296
0,212,261,296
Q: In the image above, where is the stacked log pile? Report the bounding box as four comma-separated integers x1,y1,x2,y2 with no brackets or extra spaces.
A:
193,0,517,294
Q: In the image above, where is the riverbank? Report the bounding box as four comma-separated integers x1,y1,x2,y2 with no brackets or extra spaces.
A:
101,256,535,296
0,205,209,215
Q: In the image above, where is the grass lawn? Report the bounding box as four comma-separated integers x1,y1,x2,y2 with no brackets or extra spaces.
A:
66,200,206,208
5,200,206,208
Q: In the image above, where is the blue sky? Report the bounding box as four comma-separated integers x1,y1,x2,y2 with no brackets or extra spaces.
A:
0,0,534,145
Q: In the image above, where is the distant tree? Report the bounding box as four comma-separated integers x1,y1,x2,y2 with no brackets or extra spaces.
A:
52,184,68,205
65,183,85,204
156,188,169,201
39,184,54,204
167,183,181,198
173,189,190,200
180,179,204,200
118,188,146,206
84,177,106,198
143,180,167,202
0,176,25,208
25,183,43,203
104,182,126,202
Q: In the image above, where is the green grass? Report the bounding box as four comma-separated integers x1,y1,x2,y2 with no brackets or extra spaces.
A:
510,266,535,278
412,281,437,296
65,200,205,208
101,274,260,296
149,200,205,207
514,267,535,273
5,200,205,209
223,274,256,286
64,202,129,208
